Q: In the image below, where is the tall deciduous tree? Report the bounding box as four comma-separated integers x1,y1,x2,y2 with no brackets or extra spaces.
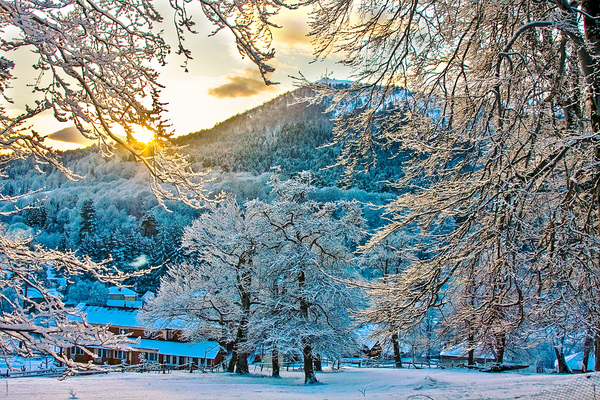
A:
292,0,600,369
143,174,365,382
249,173,365,383
141,196,265,374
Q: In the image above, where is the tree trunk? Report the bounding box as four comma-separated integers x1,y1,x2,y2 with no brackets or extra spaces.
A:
234,324,249,375
233,318,250,375
303,345,318,384
554,347,571,373
313,353,322,372
236,352,249,375
235,255,253,375
495,332,506,364
228,349,238,372
392,332,402,368
582,333,593,372
595,333,600,372
272,345,280,378
298,270,309,319
467,333,475,366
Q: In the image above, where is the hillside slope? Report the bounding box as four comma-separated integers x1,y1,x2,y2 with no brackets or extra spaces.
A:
0,86,399,292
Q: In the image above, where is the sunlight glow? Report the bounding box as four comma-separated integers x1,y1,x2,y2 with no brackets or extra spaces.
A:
131,127,155,144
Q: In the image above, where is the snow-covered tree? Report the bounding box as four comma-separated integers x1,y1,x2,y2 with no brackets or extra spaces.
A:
143,175,365,382
141,196,267,374
140,213,159,238
248,173,365,382
66,279,108,306
289,0,600,369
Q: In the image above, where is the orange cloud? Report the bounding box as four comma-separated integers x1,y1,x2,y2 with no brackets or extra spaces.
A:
207,68,277,99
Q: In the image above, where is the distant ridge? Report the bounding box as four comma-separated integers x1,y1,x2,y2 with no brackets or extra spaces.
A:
175,85,406,191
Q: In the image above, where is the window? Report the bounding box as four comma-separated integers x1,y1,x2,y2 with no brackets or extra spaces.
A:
115,350,126,359
71,346,84,356
119,328,129,335
145,331,158,339
144,352,157,361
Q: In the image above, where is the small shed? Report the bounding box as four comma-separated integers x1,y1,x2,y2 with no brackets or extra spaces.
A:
439,345,495,366
557,352,596,372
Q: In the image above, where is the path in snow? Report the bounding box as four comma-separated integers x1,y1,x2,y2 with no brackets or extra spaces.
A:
0,366,585,399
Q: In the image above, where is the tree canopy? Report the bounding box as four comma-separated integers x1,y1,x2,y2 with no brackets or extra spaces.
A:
295,0,600,369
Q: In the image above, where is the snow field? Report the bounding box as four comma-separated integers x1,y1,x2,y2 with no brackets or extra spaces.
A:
0,367,582,400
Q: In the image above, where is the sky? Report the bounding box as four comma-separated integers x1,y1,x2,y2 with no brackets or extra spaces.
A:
4,3,350,151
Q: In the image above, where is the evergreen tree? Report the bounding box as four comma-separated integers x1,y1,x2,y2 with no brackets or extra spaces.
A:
141,213,159,237
23,205,47,228
79,200,97,241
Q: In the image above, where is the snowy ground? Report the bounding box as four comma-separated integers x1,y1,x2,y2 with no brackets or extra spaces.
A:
0,367,591,400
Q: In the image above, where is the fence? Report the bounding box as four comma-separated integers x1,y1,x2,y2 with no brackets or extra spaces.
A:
530,372,600,400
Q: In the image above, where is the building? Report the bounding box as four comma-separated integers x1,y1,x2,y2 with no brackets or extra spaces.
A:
439,345,495,367
557,352,596,373
67,304,222,368
106,287,143,309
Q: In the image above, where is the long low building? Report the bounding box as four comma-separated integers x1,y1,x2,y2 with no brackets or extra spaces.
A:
67,304,222,368
134,339,220,367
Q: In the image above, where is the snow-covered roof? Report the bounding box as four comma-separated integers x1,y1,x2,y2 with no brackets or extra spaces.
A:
71,304,186,331
108,287,137,297
72,305,141,328
440,345,494,360
134,339,220,359
557,352,596,372
106,299,143,309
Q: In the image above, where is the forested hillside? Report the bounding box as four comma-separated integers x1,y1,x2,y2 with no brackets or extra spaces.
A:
176,86,407,191
0,85,397,293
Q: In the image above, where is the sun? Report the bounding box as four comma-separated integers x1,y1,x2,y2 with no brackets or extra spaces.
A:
130,127,155,144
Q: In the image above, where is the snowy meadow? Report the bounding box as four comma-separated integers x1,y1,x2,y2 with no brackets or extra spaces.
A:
2,368,589,400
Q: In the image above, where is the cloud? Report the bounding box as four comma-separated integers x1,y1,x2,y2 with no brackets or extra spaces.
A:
47,126,95,146
273,18,311,47
270,10,313,55
207,68,277,99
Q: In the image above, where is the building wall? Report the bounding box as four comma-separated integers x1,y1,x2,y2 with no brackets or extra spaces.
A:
70,316,219,367
106,326,145,338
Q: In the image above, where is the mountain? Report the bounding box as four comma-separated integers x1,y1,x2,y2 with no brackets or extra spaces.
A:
175,87,340,186
175,85,406,192
0,85,400,292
